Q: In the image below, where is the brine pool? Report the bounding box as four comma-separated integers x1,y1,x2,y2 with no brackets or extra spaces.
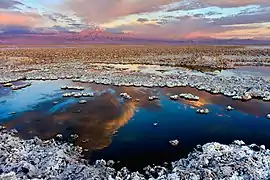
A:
0,78,270,170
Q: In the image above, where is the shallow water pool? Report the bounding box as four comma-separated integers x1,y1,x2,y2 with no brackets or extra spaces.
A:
0,80,270,170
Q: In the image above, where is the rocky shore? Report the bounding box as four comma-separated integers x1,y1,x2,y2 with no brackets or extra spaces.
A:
1,128,270,180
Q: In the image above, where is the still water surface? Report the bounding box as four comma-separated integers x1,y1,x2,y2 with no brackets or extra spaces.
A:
0,79,270,170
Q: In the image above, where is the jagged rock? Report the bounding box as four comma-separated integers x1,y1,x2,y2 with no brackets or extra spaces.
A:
1,130,270,179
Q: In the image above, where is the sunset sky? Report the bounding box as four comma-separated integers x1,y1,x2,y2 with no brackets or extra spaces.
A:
0,0,270,41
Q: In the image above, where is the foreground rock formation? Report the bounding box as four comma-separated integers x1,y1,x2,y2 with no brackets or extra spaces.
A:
1,128,270,180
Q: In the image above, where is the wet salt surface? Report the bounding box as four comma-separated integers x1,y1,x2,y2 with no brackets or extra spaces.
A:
0,80,270,170
90,63,187,76
90,63,270,79
218,66,270,79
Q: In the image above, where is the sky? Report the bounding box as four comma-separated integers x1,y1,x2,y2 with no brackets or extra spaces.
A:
0,0,270,41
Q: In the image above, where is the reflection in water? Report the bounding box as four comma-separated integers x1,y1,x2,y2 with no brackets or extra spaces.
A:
161,86,270,116
3,83,160,150
1,79,270,170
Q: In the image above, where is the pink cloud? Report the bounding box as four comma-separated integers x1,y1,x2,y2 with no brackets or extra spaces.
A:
63,0,173,23
112,15,270,40
114,16,220,39
0,12,42,27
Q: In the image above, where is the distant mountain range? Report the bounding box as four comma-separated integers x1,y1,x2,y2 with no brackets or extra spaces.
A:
1,28,270,45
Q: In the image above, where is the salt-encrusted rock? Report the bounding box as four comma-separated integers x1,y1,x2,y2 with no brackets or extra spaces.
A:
196,108,210,114
260,145,266,150
169,140,179,146
0,172,19,180
3,82,13,87
242,93,252,101
179,93,199,101
234,140,245,146
170,95,179,100
149,96,159,101
63,93,72,97
226,105,234,111
74,93,82,98
82,92,94,97
0,125,5,131
1,130,270,179
78,100,87,104
60,86,68,90
107,160,115,167
11,82,31,90
1,57,270,103
69,134,79,141
232,95,242,100
61,86,85,90
120,92,132,100
55,134,63,140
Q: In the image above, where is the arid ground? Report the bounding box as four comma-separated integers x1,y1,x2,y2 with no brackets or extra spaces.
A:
1,45,270,70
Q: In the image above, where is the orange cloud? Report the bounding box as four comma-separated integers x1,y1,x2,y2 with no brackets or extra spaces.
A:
214,26,270,39
0,12,42,27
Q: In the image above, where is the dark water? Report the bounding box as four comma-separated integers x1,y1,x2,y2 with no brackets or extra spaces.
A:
1,79,270,170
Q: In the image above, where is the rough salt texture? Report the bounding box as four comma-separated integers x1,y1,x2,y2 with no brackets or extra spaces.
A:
1,128,270,180
0,61,269,102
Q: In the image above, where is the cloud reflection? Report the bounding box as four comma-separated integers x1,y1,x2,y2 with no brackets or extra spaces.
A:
3,85,161,150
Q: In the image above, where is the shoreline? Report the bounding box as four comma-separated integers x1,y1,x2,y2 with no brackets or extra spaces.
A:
1,45,270,103
0,62,270,102
1,128,270,179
